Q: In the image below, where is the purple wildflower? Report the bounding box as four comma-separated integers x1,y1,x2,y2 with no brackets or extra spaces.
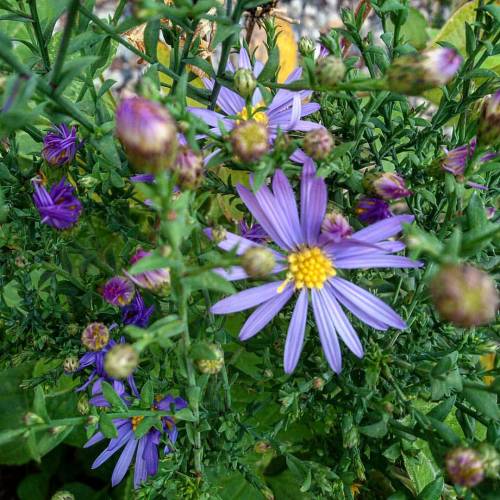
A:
102,276,135,306
206,159,421,374
42,124,82,166
188,48,322,142
372,172,411,200
355,197,392,224
446,447,485,487
84,390,187,488
422,48,462,83
32,177,82,230
121,292,154,328
76,337,139,400
125,249,170,290
239,220,269,243
320,212,352,244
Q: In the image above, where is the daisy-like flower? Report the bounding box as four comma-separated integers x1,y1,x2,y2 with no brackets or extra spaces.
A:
442,138,496,190
84,391,187,488
102,276,135,306
42,124,82,166
126,249,170,290
121,292,154,328
76,337,139,399
32,177,83,230
206,160,421,373
188,48,322,141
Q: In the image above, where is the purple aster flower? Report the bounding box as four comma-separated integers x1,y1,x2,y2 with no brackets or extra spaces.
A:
125,249,170,290
42,124,82,166
239,220,269,243
102,276,135,306
355,197,392,224
84,390,187,488
372,172,411,200
121,292,154,328
320,212,352,244
443,138,496,190
206,159,422,374
188,48,323,142
32,177,83,230
76,337,139,400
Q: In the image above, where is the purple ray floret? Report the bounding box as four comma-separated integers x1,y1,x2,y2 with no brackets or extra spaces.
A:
206,159,422,374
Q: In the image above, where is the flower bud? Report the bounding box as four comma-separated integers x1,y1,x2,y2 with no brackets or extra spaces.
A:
81,322,109,351
478,91,500,147
241,247,276,278
63,356,79,373
173,146,204,190
67,323,79,336
387,47,462,95
116,97,178,173
195,344,224,375
77,395,90,415
212,226,227,243
298,36,315,57
51,491,75,500
233,68,257,99
254,441,272,454
230,120,269,163
102,276,135,306
446,447,484,487
303,128,334,160
321,211,352,243
312,377,325,390
430,264,498,327
367,172,411,200
127,249,170,291
104,344,139,379
477,443,500,479
15,255,28,268
355,198,392,224
315,56,346,88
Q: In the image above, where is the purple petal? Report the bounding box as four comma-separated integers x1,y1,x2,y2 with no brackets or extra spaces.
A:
330,277,406,329
217,87,245,115
92,427,133,469
300,159,327,245
350,215,414,243
311,289,342,373
211,281,283,314
284,288,308,373
291,120,324,132
300,103,321,116
134,436,148,488
335,254,423,269
111,437,138,486
187,108,234,129
239,284,294,341
84,431,105,448
239,48,252,70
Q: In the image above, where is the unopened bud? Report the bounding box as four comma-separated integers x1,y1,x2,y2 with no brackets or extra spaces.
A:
446,447,484,487
23,412,44,426
321,211,352,243
366,172,411,200
315,56,346,88
254,441,272,454
298,36,315,57
116,97,178,173
67,323,79,336
104,344,139,379
51,491,75,500
477,443,500,479
303,128,334,160
78,175,99,189
387,47,461,95
234,68,257,99
241,247,276,278
212,226,227,243
478,91,500,147
63,356,79,373
15,255,28,268
430,264,498,327
173,146,204,190
230,120,269,163
81,323,109,351
195,344,224,375
77,395,90,415
312,377,325,390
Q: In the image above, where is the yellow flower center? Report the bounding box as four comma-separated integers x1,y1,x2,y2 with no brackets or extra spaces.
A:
131,415,144,431
279,247,336,291
237,103,268,125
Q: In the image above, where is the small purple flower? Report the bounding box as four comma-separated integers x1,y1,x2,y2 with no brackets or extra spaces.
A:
121,292,154,328
206,159,421,374
188,48,323,143
372,173,411,200
84,390,187,488
42,124,82,166
102,276,135,306
446,447,485,487
355,197,392,224
239,220,269,243
76,337,139,400
423,47,462,82
32,177,83,230
125,249,170,290
320,212,352,243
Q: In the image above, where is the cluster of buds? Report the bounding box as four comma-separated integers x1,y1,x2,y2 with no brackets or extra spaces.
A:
430,264,498,327
303,128,334,161
230,120,269,163
387,47,462,95
104,343,139,379
241,247,276,278
315,56,346,88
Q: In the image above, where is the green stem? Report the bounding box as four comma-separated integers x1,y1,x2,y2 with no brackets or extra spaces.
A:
49,0,80,89
27,0,50,72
